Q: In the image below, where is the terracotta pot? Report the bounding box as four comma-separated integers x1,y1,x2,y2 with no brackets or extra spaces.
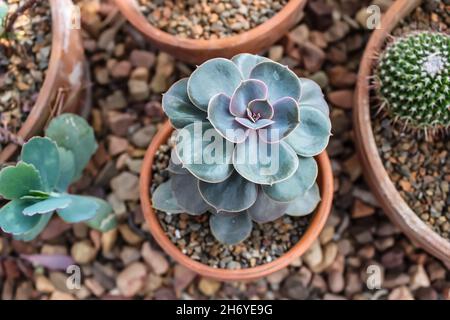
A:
354,0,450,263
140,121,334,281
0,0,90,164
113,0,307,64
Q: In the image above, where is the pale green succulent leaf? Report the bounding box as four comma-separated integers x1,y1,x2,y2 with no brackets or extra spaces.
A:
163,78,207,129
286,183,321,217
167,149,189,175
249,61,301,103
233,132,299,185
14,213,53,242
171,173,209,215
299,78,329,116
0,199,42,235
208,93,249,143
22,196,72,216
210,212,253,245
285,106,332,157
0,162,43,200
85,197,117,232
56,147,76,192
188,58,243,111
229,79,268,117
247,189,288,223
231,53,269,79
263,156,318,202
198,171,258,213
152,180,185,214
259,97,300,143
21,137,60,192
45,114,97,180
175,122,234,183
56,195,100,223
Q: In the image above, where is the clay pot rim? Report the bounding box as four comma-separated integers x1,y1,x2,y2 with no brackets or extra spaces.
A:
1,0,72,162
140,121,334,281
354,0,450,263
114,0,304,51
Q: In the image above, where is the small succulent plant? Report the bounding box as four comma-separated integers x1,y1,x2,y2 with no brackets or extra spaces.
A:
376,31,450,132
153,54,332,245
0,114,117,241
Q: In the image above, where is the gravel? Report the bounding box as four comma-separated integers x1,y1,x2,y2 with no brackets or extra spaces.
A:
0,0,52,148
138,0,288,40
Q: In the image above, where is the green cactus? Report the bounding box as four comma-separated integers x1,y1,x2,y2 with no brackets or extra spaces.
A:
0,114,117,241
376,31,450,131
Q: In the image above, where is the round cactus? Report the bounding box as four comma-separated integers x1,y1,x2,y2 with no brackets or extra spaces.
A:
376,31,450,131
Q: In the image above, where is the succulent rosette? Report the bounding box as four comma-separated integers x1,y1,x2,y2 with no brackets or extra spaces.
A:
153,54,331,245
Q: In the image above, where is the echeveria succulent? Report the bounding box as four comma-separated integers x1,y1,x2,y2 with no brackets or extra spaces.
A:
154,54,332,245
376,32,450,132
0,114,117,241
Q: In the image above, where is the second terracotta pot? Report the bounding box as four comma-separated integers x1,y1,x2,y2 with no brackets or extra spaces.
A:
140,121,334,282
354,0,450,264
114,0,307,65
0,0,90,164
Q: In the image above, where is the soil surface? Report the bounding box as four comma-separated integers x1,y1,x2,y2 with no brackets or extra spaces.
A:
0,0,52,148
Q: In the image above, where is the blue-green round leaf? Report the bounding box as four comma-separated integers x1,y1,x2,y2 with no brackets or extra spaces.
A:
175,122,234,183
85,197,117,232
299,78,330,116
198,171,258,213
188,58,243,111
233,132,299,185
231,54,269,79
171,173,209,215
152,180,185,214
56,195,100,223
14,213,53,242
210,212,253,245
56,147,76,192
23,196,72,216
208,93,249,143
45,114,97,180
259,97,300,143
249,61,301,103
167,151,189,175
247,99,274,119
262,156,318,202
229,79,268,117
247,190,288,223
285,106,332,157
0,199,42,235
0,162,43,200
286,183,321,217
21,137,60,192
163,78,207,128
